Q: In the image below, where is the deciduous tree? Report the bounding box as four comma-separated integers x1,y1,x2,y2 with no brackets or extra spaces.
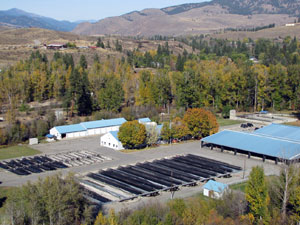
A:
183,108,218,138
118,120,146,149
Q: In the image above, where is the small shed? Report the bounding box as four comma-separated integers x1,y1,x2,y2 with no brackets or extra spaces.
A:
203,180,228,198
100,131,124,150
46,134,55,142
29,138,38,145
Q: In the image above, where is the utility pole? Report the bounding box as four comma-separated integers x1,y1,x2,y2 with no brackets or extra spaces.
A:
243,158,246,179
170,171,175,199
169,120,172,146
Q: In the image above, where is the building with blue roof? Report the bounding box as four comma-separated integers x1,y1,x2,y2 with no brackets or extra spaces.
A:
203,180,228,198
254,123,300,141
100,131,124,150
201,124,300,163
138,118,152,123
49,118,127,140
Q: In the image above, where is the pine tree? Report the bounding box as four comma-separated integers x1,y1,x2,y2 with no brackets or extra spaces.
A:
245,166,270,224
79,55,88,69
96,37,105,48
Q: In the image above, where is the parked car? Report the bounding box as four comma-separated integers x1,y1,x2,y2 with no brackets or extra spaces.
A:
240,123,248,128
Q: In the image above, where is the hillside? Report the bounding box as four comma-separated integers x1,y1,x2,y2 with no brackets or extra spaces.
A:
0,8,78,32
163,0,300,16
211,25,300,40
0,28,194,67
73,0,300,36
0,28,94,45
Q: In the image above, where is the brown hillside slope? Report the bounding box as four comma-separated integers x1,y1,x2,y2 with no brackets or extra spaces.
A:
0,28,95,45
0,28,194,67
73,5,295,36
211,25,300,40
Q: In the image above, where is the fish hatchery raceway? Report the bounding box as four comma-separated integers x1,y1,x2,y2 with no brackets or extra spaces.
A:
0,127,281,212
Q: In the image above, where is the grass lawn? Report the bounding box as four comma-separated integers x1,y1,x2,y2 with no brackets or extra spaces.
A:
230,182,247,192
217,118,244,127
0,145,41,160
284,120,300,127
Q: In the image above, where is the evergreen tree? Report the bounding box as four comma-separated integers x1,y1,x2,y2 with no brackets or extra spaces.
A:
245,166,270,224
115,40,122,52
176,54,184,71
79,55,88,69
161,122,173,142
98,77,124,112
67,68,92,116
63,54,74,70
96,37,105,48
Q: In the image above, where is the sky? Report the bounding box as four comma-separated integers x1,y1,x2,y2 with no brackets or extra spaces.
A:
0,0,208,22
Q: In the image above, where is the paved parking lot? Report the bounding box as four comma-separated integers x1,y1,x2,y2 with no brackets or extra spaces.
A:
0,132,280,187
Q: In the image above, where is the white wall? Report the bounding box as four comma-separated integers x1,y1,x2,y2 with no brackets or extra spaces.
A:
100,133,124,150
86,126,120,136
203,189,223,199
50,125,121,140
50,127,62,139
66,131,87,139
203,188,209,197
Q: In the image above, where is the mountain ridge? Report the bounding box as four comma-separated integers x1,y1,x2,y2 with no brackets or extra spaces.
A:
0,8,78,32
162,0,300,16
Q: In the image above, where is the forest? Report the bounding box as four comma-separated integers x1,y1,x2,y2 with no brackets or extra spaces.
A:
1,36,300,144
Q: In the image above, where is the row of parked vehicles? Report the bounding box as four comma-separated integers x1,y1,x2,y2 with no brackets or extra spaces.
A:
240,123,254,128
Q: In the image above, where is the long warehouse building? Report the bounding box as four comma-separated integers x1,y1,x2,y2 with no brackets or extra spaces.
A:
50,118,127,139
201,123,300,163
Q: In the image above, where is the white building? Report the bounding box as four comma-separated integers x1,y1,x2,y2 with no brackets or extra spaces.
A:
203,180,228,199
100,131,124,150
139,117,158,130
49,118,127,140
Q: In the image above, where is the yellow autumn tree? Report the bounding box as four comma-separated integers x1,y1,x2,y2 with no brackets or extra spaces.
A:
118,120,146,149
183,108,219,138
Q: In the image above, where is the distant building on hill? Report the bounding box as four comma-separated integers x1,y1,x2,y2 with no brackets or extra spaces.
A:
46,43,67,50
286,23,295,27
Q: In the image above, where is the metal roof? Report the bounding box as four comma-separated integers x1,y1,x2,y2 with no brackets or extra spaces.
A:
81,118,127,129
54,124,86,134
202,130,300,160
156,124,163,134
46,134,55,138
53,118,126,134
109,131,120,142
138,118,151,123
255,123,300,142
203,180,228,193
